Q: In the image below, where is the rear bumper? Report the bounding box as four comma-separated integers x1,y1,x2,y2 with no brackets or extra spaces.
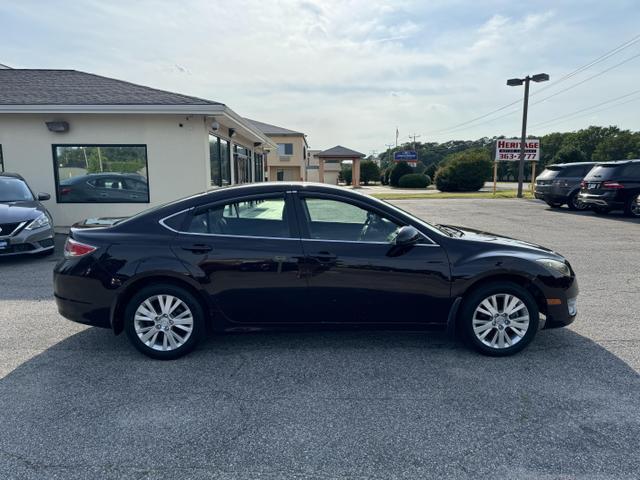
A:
54,293,111,328
578,192,625,209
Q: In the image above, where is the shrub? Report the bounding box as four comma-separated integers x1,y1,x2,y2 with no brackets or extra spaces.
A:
435,149,492,192
360,160,381,185
398,173,431,188
339,165,352,185
382,167,392,185
424,162,438,180
389,162,414,187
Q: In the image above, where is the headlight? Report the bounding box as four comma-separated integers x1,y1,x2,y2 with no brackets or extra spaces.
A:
25,213,51,230
536,258,571,276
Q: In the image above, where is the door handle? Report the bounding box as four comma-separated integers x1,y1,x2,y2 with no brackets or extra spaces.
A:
182,243,213,253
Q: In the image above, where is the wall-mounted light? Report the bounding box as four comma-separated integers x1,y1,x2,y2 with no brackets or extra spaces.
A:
46,121,69,133
229,128,237,138
210,119,220,131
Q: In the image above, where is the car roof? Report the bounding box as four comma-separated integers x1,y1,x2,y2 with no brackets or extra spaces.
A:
0,172,26,180
546,162,596,168
594,159,640,166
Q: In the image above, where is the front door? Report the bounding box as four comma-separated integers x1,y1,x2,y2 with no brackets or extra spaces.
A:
294,193,451,325
172,192,308,324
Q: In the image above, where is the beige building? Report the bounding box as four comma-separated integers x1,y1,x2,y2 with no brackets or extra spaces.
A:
0,69,276,227
307,149,341,185
245,119,308,182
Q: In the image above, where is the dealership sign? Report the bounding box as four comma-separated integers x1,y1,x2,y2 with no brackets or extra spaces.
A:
394,150,418,162
495,139,540,161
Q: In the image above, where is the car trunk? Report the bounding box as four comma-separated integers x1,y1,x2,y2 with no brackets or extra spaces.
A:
582,164,621,194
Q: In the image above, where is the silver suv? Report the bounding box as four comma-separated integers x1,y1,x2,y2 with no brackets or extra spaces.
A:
0,173,55,256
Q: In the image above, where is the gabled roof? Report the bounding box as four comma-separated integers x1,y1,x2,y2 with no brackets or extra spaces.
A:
318,145,365,158
0,69,222,106
244,118,304,136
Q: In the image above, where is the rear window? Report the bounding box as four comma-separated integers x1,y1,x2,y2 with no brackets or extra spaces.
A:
537,166,562,180
584,164,624,181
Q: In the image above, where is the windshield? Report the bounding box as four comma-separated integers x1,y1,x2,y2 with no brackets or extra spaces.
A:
0,177,34,202
584,164,621,181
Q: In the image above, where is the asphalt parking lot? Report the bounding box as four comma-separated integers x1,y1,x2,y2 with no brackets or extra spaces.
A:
1,199,639,480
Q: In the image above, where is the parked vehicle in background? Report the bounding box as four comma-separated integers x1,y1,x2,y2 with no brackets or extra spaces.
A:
54,183,579,360
534,162,596,210
58,172,149,203
0,173,55,256
579,160,640,217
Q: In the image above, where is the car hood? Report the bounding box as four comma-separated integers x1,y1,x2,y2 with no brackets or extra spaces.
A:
0,201,46,223
442,224,562,258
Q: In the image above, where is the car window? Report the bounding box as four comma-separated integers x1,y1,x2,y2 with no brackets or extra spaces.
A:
302,197,400,242
584,164,622,180
558,165,586,178
185,196,291,238
622,163,640,178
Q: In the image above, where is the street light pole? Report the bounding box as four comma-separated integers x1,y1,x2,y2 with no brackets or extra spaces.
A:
507,73,549,198
517,77,531,198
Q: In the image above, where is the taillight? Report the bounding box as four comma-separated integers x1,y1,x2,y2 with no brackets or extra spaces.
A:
64,238,97,257
602,181,625,189
60,188,72,195
580,180,586,189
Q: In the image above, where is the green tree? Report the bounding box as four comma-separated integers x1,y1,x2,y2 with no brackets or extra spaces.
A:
389,162,414,187
359,160,381,185
552,146,587,164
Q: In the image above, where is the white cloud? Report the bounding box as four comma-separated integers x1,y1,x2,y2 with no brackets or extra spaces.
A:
2,0,640,151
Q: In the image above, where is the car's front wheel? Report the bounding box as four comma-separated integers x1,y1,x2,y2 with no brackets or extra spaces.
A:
124,284,205,360
460,282,539,356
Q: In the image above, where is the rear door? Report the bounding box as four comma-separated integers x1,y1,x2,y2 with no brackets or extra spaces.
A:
293,192,451,325
171,192,309,324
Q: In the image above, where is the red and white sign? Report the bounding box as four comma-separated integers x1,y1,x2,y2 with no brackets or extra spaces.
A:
495,138,540,161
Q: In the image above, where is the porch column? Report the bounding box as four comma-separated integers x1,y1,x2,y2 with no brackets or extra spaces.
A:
352,158,361,188
318,158,325,183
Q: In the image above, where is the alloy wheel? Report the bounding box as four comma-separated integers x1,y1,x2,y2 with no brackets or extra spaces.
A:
472,293,530,349
570,193,588,210
631,195,640,217
133,294,194,351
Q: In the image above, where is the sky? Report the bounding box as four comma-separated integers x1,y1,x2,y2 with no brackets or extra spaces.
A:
1,0,640,153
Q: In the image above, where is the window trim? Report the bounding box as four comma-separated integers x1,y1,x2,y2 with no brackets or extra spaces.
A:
277,143,294,156
294,192,437,245
175,192,300,239
0,144,4,172
51,144,150,204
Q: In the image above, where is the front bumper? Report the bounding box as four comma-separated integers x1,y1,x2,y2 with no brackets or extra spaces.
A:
0,226,55,256
536,275,579,329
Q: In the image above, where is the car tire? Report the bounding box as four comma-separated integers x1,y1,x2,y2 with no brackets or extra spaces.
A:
546,201,563,208
593,206,611,215
623,194,640,218
459,282,540,357
124,283,205,360
567,191,589,211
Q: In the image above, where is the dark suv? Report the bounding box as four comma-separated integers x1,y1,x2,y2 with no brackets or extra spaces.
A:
579,160,640,217
534,162,596,210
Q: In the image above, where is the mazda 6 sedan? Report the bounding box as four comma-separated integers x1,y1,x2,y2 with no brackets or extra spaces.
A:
54,183,578,359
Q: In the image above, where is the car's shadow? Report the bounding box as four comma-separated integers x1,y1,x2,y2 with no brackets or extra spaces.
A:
533,202,640,223
1,324,639,479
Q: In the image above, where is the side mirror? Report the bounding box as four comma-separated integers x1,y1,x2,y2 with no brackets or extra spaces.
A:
37,193,51,201
394,226,421,246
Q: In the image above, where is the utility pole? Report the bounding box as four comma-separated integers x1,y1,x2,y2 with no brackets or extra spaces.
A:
408,133,421,152
507,73,549,198
385,143,394,168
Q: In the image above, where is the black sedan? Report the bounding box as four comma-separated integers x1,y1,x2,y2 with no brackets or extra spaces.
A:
54,183,579,359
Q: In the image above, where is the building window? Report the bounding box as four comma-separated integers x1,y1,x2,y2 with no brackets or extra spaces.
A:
234,145,251,184
0,145,3,172
254,153,264,182
53,145,149,203
277,143,293,156
209,135,231,187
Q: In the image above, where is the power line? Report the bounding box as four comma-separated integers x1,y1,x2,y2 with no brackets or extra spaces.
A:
530,88,640,128
426,33,640,136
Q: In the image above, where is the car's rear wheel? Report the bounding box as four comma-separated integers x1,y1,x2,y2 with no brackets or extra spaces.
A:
568,191,589,211
593,206,611,215
460,282,539,356
624,194,640,217
124,284,205,360
546,201,563,208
